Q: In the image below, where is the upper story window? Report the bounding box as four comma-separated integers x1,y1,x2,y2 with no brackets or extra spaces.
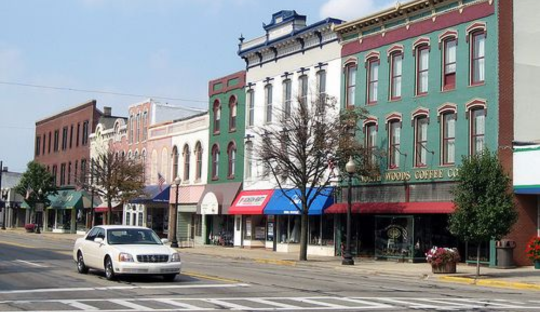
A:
365,123,377,166
471,31,486,85
82,120,89,146
345,63,357,107
183,144,190,181
172,146,179,180
316,69,327,101
211,144,220,180
247,89,255,127
62,127,68,150
54,130,59,152
69,125,74,149
471,108,486,155
129,115,134,144
143,111,148,141
52,165,58,185
76,123,80,147
442,112,456,165
283,79,292,118
299,75,308,104
227,142,236,179
195,141,202,181
60,163,66,186
443,38,457,91
265,84,273,123
136,113,140,143
35,136,41,156
416,46,430,95
390,52,403,100
388,120,401,169
42,134,46,155
48,132,52,154
213,100,221,134
245,142,253,179
414,116,429,167
367,58,379,104
229,96,237,131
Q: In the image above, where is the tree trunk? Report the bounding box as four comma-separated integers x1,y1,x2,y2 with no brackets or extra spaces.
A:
107,198,112,225
476,243,481,279
299,211,308,261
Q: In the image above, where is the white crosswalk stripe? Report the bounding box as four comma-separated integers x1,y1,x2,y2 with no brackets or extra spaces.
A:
0,296,539,311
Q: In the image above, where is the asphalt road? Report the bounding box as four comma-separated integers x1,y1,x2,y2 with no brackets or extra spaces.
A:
1,232,540,311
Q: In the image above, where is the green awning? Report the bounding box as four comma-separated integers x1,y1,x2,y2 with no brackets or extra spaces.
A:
21,201,31,209
47,189,97,210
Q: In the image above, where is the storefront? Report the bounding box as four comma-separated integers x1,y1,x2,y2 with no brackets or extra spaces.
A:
264,188,335,256
44,188,95,234
196,182,241,246
94,201,123,226
229,189,274,248
169,185,204,248
127,185,170,237
326,201,456,262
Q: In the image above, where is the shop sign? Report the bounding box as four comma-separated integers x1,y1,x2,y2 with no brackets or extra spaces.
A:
236,195,268,207
361,168,460,183
200,192,219,215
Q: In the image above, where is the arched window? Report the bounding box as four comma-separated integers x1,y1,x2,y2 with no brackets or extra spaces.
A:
213,100,221,133
367,57,379,104
195,141,202,180
299,75,308,104
471,108,486,155
344,63,357,107
441,112,456,165
172,146,179,180
470,30,486,85
365,123,377,166
211,144,220,180
389,51,403,100
229,96,237,131
247,89,255,127
227,142,236,178
183,144,190,181
282,79,292,118
245,142,253,179
143,111,148,140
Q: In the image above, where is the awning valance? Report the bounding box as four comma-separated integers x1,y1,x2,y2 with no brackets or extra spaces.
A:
264,188,334,215
95,201,123,213
325,202,455,214
229,190,274,215
47,189,96,210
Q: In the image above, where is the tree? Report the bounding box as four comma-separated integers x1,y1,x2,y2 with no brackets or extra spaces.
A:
14,161,57,221
255,94,376,261
80,152,145,225
448,149,518,278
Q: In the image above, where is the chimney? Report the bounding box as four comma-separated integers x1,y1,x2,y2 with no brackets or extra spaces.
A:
104,107,112,117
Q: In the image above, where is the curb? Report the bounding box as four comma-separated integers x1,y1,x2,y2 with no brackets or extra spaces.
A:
438,276,540,291
254,259,297,266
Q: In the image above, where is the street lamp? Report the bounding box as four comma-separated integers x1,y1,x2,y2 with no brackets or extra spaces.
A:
342,156,356,265
36,188,43,234
1,188,8,230
170,176,181,248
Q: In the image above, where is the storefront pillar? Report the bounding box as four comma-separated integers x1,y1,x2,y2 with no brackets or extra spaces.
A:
43,210,49,232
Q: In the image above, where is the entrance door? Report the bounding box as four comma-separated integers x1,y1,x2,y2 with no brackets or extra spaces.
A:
234,215,242,247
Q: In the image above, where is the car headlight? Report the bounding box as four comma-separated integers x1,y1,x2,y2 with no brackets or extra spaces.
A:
118,252,134,262
170,253,181,262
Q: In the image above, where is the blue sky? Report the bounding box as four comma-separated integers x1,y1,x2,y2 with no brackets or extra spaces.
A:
0,0,394,172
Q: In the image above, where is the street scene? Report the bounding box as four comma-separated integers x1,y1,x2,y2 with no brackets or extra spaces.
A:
2,0,540,311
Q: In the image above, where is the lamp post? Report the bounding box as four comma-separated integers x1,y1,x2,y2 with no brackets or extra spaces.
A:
171,176,181,248
0,161,4,230
36,188,43,234
342,156,356,265
1,188,8,230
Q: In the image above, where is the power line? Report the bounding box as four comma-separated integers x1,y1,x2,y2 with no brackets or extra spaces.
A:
0,80,208,105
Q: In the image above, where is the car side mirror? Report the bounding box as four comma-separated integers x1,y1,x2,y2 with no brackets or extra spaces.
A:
94,237,104,244
161,238,169,244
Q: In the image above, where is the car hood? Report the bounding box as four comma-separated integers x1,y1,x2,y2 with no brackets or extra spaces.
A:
112,244,175,255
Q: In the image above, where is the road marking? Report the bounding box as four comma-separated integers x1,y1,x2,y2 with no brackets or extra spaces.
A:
338,298,393,309
183,271,241,283
248,298,299,309
204,299,251,310
13,260,49,267
61,300,97,311
0,283,250,295
109,299,154,310
291,298,348,309
155,299,201,310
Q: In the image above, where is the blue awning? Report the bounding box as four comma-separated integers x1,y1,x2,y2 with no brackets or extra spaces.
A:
130,185,171,204
263,187,334,215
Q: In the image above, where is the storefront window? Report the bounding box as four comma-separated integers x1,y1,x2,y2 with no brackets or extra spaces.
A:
375,216,413,260
277,215,300,244
194,214,202,237
243,215,266,241
266,215,274,241
309,215,334,246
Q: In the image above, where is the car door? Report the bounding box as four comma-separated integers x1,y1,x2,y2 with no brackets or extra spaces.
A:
79,227,98,268
84,227,106,269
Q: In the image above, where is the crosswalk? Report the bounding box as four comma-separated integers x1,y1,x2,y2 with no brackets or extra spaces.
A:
0,296,539,311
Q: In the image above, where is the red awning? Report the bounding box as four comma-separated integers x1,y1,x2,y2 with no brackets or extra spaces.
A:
325,202,455,214
95,202,123,213
228,190,274,215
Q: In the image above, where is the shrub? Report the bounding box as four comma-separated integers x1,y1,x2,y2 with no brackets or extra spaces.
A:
526,236,540,261
425,247,460,265
24,223,36,231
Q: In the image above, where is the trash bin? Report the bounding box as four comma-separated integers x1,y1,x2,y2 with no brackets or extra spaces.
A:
496,239,516,268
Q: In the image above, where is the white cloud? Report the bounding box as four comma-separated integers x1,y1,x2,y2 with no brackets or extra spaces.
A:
320,0,396,21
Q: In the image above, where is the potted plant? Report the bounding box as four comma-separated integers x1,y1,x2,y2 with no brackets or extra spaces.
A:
525,236,540,269
425,246,460,274
24,223,36,233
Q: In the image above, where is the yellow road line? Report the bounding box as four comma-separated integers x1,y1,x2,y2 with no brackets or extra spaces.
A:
0,240,34,249
182,271,241,283
255,259,297,266
439,276,540,291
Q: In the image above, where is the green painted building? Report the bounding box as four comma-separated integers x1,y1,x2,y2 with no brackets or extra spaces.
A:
198,71,246,245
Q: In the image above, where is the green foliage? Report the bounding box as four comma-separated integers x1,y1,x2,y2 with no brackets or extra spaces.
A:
448,150,517,243
14,161,57,209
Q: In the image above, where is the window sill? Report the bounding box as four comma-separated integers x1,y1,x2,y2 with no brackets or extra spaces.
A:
468,82,485,88
211,177,219,181
229,128,237,133
227,175,235,180
441,87,456,93
388,97,402,103
387,167,400,171
366,102,378,106
439,163,455,168
415,93,428,98
213,131,221,136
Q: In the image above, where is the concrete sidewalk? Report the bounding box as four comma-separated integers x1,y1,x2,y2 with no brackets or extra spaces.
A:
6,228,540,291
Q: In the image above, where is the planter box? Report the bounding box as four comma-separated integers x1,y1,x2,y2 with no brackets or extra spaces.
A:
432,262,457,274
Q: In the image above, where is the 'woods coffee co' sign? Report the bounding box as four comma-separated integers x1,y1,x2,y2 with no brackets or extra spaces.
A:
361,168,460,183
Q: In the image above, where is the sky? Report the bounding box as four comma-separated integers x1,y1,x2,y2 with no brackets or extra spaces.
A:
0,0,395,173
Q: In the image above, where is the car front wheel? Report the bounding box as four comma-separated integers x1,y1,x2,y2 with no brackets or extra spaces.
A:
77,251,89,274
105,257,115,281
162,274,177,282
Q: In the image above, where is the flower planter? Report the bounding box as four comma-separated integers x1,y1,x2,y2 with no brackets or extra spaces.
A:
431,262,457,274
25,228,34,233
535,260,540,270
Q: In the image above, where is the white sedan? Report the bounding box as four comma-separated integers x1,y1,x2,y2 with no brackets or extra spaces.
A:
73,225,182,281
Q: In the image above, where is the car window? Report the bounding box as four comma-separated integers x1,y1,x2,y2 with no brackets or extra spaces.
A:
96,228,106,240
86,228,99,241
107,229,162,245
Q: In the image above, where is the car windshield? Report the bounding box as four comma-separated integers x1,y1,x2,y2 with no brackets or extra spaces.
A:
107,229,162,245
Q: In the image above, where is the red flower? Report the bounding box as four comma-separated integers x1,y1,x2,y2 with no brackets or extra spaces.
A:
526,236,540,261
